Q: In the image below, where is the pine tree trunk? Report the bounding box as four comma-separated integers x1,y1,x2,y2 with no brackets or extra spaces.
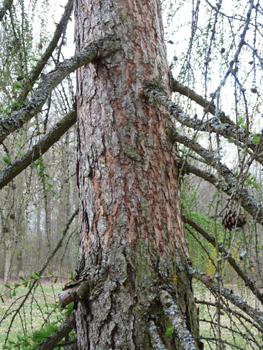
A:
74,0,200,348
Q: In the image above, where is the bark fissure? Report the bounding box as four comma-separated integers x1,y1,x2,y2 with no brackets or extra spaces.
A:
74,0,200,348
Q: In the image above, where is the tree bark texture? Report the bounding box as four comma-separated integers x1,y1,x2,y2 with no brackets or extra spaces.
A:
75,0,199,348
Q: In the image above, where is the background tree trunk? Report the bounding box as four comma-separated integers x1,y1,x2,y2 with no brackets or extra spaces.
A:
75,0,200,348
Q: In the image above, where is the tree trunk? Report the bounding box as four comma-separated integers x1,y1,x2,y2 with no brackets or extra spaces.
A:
74,0,200,348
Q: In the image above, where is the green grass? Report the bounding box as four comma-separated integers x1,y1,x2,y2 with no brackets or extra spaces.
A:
0,282,66,349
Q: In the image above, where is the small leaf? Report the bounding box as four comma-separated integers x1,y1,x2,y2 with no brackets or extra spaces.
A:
30,275,35,279
2,156,10,164
54,277,58,283
13,83,22,89
4,284,11,289
48,270,53,276
19,275,26,281
165,326,174,339
227,139,234,143
252,134,260,144
18,150,24,155
34,272,40,277
14,283,20,288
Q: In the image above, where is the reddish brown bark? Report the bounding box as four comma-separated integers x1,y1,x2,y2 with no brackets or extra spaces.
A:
76,0,187,258
74,0,198,348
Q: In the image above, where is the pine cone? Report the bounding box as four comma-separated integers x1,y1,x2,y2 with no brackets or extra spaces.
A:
222,210,246,231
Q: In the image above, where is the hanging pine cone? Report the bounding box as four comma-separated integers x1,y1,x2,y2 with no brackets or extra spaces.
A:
222,210,246,231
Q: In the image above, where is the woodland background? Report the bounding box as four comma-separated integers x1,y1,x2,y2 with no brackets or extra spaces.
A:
1,0,263,349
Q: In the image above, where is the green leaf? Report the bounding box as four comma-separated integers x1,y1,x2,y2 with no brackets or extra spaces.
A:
48,270,53,276
34,272,40,277
164,326,174,339
252,134,260,144
44,173,50,179
14,283,20,288
4,284,11,289
238,116,244,125
2,156,10,164
30,275,35,279
19,275,26,281
54,277,57,283
13,83,22,89
227,139,234,143
18,149,24,155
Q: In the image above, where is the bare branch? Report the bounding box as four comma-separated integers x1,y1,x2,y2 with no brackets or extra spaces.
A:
146,89,263,166
171,78,233,125
189,268,263,328
41,208,79,276
171,132,263,224
0,35,121,144
200,336,249,350
159,290,199,350
148,321,167,350
182,214,263,304
16,0,73,105
2,208,78,345
0,110,76,189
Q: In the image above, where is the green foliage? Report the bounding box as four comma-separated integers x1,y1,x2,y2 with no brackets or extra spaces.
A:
2,156,10,165
181,180,225,275
251,133,260,144
34,157,56,196
1,273,75,349
3,322,58,350
164,326,174,339
245,172,262,190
